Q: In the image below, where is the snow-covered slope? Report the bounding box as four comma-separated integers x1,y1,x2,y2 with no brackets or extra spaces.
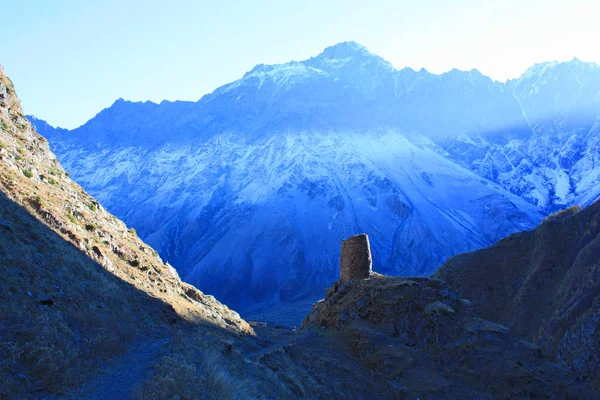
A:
445,58,600,210
44,127,541,310
30,42,600,311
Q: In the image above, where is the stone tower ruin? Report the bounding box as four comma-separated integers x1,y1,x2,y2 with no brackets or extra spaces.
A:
340,233,373,282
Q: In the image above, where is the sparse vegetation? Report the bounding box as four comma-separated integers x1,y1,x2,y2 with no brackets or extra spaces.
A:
2,170,16,183
87,202,97,212
0,140,4,148
130,227,137,236
0,120,7,131
32,195,46,209
22,169,33,178
15,154,22,161
85,223,97,232
65,213,78,224
543,205,582,223
0,199,151,398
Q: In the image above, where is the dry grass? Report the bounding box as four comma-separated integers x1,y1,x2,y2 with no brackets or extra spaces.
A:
0,196,163,397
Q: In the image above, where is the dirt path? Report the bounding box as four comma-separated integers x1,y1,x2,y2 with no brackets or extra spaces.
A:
63,333,171,400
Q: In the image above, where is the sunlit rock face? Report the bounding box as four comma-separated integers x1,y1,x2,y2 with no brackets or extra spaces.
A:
30,43,600,311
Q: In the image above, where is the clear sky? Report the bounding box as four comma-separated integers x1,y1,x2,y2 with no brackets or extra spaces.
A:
2,0,598,129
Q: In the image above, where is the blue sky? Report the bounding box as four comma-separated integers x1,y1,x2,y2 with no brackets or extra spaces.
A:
2,0,598,129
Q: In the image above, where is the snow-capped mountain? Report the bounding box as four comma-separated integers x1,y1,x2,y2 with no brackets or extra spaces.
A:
38,128,541,311
444,58,600,210
29,42,600,311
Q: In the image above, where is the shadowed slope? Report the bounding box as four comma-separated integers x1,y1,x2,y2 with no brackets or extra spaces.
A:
434,200,600,387
302,274,596,398
0,189,177,396
0,65,253,398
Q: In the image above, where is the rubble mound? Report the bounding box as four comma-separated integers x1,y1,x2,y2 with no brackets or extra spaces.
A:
303,275,596,399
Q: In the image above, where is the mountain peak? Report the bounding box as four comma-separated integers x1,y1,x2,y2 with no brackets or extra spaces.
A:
519,60,560,80
317,41,373,60
565,57,600,70
310,41,394,72
519,58,600,81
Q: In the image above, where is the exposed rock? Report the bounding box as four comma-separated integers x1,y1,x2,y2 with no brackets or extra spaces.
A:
303,274,596,398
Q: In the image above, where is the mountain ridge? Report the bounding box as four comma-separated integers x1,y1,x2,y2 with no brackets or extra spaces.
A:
27,42,600,315
33,43,600,134
4,57,600,398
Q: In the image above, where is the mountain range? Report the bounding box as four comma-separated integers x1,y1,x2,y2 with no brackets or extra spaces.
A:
29,41,600,314
4,45,600,398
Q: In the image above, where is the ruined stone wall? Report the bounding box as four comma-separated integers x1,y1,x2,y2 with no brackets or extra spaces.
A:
340,233,372,282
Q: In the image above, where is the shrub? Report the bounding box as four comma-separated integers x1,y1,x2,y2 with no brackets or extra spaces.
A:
129,228,137,236
65,213,78,224
23,169,33,178
85,223,96,232
129,259,140,267
87,202,97,212
2,170,16,182
32,195,46,209
0,141,4,148
15,154,22,161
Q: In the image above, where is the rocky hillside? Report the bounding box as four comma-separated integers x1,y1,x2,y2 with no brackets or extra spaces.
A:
302,274,596,398
434,200,600,389
0,65,255,398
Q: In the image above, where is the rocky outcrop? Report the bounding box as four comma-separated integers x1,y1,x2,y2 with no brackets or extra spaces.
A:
303,275,595,398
